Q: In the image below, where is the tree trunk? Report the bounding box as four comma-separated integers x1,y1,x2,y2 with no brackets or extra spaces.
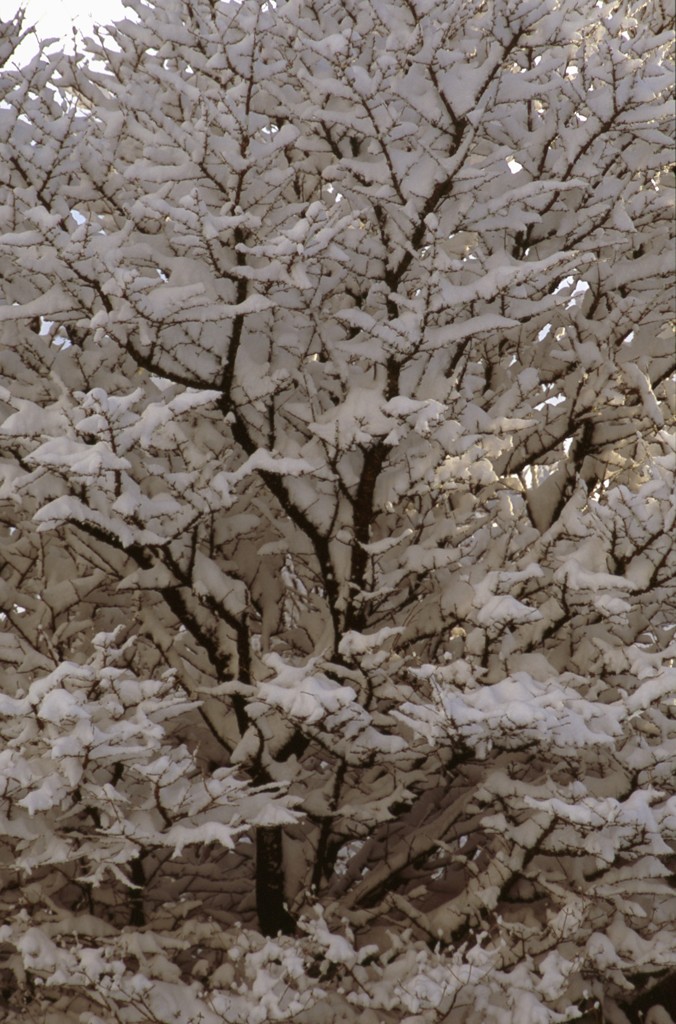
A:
255,826,296,936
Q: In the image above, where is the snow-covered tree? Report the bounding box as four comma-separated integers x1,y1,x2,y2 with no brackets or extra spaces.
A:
0,0,674,1020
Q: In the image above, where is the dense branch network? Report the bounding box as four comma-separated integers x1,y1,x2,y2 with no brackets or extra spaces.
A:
0,1,674,1022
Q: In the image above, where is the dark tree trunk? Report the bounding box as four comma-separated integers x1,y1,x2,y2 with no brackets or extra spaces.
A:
128,854,146,928
255,826,296,936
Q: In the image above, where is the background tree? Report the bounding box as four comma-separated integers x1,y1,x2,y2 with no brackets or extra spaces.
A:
0,1,674,1021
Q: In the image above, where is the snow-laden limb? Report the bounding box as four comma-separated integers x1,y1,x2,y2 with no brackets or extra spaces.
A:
0,0,674,1021
0,629,297,870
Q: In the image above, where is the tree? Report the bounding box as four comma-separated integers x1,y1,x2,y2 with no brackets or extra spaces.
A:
0,0,674,1020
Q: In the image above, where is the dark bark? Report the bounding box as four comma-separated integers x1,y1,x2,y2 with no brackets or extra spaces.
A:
346,440,389,632
623,969,676,1023
128,855,146,928
255,826,296,936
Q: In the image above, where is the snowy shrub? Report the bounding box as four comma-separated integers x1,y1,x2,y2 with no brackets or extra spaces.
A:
0,1,674,1021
